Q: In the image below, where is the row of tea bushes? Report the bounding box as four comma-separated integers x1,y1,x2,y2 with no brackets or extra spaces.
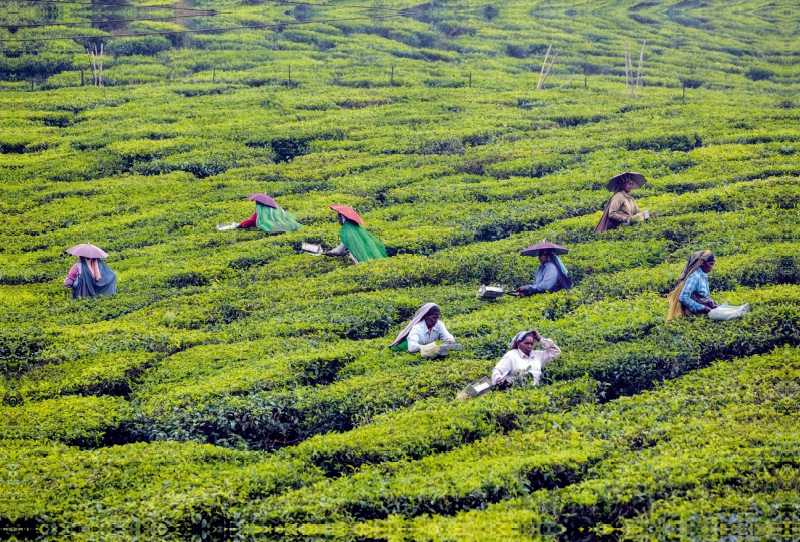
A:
361,347,798,540
249,347,798,531
5,347,794,533
128,283,796,452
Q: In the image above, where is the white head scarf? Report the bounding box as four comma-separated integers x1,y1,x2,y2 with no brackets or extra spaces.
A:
508,330,535,350
389,303,440,347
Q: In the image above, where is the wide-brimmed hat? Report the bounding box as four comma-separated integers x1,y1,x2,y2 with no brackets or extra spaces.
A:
520,242,569,257
329,205,364,225
64,243,108,259
247,194,278,208
605,172,647,192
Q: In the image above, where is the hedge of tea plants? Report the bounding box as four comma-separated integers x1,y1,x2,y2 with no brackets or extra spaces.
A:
1,0,798,539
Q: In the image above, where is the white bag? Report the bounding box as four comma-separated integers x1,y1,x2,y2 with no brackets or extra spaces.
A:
301,242,324,256
420,342,463,359
477,285,504,301
456,376,492,400
420,343,444,359
708,302,750,321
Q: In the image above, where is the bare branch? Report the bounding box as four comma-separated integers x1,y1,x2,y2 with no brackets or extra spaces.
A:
538,50,559,90
537,44,552,90
635,40,646,98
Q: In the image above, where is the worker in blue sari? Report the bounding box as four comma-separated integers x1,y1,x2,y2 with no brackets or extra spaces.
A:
64,257,117,299
514,250,572,296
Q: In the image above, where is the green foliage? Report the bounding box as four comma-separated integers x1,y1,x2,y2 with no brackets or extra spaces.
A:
1,0,798,536
107,36,173,57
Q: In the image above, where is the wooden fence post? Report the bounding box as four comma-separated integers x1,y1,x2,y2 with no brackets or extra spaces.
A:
98,43,104,86
391,65,394,85
469,71,472,87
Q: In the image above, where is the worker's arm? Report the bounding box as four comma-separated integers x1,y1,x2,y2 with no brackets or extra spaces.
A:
491,353,513,386
239,212,258,228
326,243,349,256
436,322,455,344
407,325,424,353
679,272,709,313
537,338,561,367
64,264,79,287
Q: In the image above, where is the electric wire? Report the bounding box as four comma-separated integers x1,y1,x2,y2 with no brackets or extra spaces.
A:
0,0,415,12
0,13,226,27
0,11,412,41
1,0,229,11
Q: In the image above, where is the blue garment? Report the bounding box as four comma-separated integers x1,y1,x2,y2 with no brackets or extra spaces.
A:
679,268,712,312
73,258,117,299
520,261,560,295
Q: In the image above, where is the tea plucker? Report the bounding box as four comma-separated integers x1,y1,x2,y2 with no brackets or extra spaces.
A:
325,205,388,264
667,250,719,319
513,243,573,296
594,171,652,233
237,194,301,233
389,303,455,352
63,244,117,299
491,329,561,387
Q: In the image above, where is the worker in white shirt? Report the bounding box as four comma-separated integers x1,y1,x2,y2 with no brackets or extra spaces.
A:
491,329,561,387
406,304,455,353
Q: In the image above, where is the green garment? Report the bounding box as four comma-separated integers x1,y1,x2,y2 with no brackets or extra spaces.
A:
256,203,301,233
390,339,409,352
339,218,388,263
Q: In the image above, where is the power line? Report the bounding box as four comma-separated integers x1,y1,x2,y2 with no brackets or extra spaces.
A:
0,13,224,28
0,0,415,12
239,0,415,13
0,11,411,41
1,0,227,12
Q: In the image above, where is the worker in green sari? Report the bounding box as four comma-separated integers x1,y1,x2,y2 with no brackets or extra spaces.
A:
232,194,301,233
324,205,388,264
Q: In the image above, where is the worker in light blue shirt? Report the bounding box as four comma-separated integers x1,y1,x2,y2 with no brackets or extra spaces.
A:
407,305,455,353
678,254,719,314
515,251,572,296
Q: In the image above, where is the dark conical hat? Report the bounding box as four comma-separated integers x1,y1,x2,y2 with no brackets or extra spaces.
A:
605,171,647,192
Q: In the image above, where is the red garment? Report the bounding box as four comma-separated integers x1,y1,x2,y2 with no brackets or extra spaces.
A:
64,263,80,287
240,212,257,228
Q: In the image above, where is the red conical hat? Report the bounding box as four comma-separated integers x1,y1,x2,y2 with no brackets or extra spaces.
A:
329,205,364,225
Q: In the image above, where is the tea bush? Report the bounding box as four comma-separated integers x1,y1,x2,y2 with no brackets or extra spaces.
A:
1,0,798,537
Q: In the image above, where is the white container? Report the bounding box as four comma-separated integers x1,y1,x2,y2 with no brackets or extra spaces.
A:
301,242,324,256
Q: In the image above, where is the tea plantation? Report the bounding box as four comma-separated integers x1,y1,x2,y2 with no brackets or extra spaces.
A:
1,0,798,539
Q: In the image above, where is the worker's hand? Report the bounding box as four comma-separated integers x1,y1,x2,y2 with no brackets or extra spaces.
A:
446,339,455,345
702,306,713,314
708,301,719,309
530,329,542,341
515,287,528,298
